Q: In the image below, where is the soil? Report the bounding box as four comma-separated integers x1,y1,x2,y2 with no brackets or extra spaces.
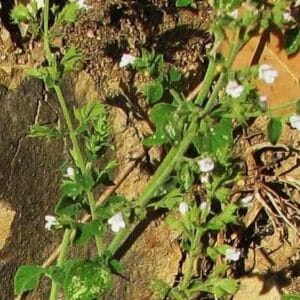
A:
0,0,299,300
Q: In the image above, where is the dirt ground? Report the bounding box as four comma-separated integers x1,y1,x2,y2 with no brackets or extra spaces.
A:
0,0,299,299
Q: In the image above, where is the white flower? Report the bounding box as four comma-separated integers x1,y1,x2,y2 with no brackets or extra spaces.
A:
225,80,244,98
200,173,210,184
296,0,300,7
200,201,208,210
258,64,278,84
107,212,126,233
225,248,241,262
283,11,293,22
71,0,91,10
119,54,136,68
198,157,214,173
66,167,75,178
35,0,44,10
240,194,253,207
259,95,267,110
179,202,189,215
289,115,300,131
45,215,58,230
228,9,238,19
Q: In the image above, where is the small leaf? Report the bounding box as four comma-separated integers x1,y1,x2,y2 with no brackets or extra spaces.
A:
176,0,193,7
74,220,102,246
218,278,239,295
11,5,30,23
284,27,300,55
169,67,182,82
14,265,44,294
61,181,83,198
61,47,83,73
29,125,63,139
109,259,124,273
57,2,79,23
55,196,82,217
267,117,282,145
145,81,164,104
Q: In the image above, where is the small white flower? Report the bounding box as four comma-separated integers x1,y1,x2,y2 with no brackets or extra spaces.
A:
228,9,238,19
259,95,267,110
289,115,300,131
119,54,136,68
240,194,253,207
225,248,241,262
258,64,278,84
71,0,91,10
66,167,75,178
35,0,44,10
226,80,244,98
107,212,126,233
198,157,214,173
179,202,189,215
45,215,58,231
200,173,210,184
200,201,208,210
283,11,293,22
296,0,300,7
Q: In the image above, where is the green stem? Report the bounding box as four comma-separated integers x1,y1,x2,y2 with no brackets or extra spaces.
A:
49,229,71,300
180,229,203,290
194,59,218,106
108,29,246,258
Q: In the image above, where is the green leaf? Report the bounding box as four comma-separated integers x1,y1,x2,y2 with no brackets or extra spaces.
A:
61,181,83,198
169,67,182,82
74,220,102,246
61,47,83,73
145,81,164,104
151,279,171,299
267,117,282,145
29,125,63,139
46,266,65,286
55,196,82,217
11,5,30,23
109,259,124,273
57,2,79,23
150,103,176,130
218,278,239,294
285,28,300,55
207,204,237,231
14,265,44,294
176,0,193,7
75,172,95,192
63,259,113,300
282,295,300,300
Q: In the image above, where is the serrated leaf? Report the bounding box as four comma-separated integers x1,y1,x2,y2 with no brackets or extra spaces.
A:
11,5,30,23
267,117,282,145
55,196,82,217
57,2,79,24
74,220,102,246
14,265,44,294
63,259,113,300
29,125,63,139
61,47,83,73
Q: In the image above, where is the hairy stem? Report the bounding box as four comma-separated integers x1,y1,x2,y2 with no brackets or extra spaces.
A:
49,229,71,300
108,28,246,259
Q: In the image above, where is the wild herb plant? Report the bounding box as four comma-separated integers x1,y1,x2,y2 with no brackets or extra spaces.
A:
12,0,300,299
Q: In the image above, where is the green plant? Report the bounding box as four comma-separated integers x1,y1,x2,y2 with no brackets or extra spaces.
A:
12,0,300,299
